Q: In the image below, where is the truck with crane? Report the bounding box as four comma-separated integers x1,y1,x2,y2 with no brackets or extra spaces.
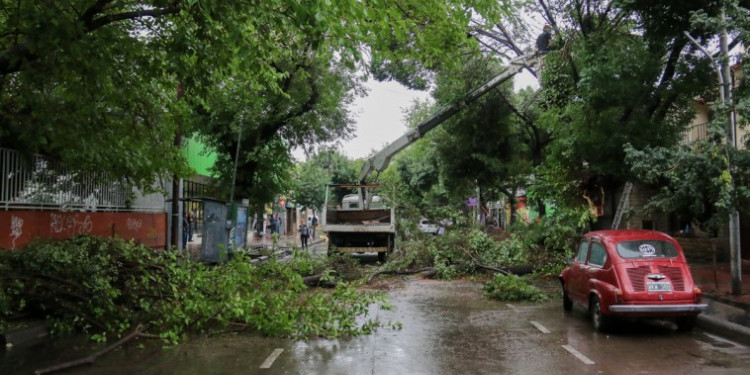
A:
322,52,541,261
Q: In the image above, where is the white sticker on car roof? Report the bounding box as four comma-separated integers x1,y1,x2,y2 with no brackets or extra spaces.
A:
639,244,656,257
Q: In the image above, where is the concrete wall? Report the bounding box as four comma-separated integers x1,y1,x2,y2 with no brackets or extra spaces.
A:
0,211,167,250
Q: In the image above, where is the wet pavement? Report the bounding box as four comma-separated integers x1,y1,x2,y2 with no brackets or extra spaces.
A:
3,232,750,374
4,276,750,375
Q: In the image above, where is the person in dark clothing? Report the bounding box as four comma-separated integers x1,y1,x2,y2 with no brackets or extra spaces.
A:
536,24,553,54
269,215,278,235
299,223,310,249
187,209,195,242
182,212,189,248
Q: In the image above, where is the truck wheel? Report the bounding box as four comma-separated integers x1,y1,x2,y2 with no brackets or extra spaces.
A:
378,252,387,262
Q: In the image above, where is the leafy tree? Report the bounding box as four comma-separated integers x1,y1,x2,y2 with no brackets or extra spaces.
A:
290,148,360,208
430,54,533,220
388,99,448,219
0,0,515,193
292,161,329,215
465,1,719,215
624,0,750,235
625,131,750,235
197,48,357,207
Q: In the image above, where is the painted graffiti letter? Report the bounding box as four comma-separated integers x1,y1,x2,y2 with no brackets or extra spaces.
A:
50,213,65,233
126,218,143,231
10,215,23,250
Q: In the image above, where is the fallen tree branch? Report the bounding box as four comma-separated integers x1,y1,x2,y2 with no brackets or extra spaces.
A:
367,267,437,283
454,244,535,277
475,264,511,275
475,264,535,276
35,324,145,375
302,274,338,288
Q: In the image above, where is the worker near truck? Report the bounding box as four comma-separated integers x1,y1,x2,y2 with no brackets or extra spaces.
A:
299,223,310,249
536,24,553,54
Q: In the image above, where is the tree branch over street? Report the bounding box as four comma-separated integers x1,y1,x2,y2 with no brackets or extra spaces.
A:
0,1,181,76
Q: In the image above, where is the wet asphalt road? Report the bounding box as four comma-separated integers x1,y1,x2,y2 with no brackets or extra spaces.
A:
4,251,750,374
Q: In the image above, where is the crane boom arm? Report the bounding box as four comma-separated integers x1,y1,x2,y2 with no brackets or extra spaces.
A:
358,52,541,184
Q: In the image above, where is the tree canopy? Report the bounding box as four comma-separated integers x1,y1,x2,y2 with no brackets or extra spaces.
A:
384,0,749,231
0,0,515,195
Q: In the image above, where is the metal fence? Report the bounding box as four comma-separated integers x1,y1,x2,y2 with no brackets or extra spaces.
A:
1,148,165,212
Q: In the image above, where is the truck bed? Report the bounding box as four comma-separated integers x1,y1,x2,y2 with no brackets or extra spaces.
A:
326,208,392,225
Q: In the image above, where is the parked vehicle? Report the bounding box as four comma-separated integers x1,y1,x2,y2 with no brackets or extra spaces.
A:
559,230,707,332
418,219,439,235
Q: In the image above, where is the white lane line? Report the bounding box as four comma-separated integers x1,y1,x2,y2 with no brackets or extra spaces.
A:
506,303,520,313
561,345,595,365
530,321,551,334
260,348,284,369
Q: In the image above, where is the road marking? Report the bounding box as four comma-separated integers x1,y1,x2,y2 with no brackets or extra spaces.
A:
561,345,595,365
506,303,519,312
530,321,550,334
260,348,284,369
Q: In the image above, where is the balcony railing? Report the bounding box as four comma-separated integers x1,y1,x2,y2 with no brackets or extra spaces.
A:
1,148,165,212
682,122,709,144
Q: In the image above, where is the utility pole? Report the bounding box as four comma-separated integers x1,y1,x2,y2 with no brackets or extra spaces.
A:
720,9,742,295
229,114,243,204
171,82,185,249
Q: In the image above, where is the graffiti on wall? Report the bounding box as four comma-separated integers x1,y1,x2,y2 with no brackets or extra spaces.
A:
10,215,23,250
1,211,167,250
50,213,93,235
126,218,143,231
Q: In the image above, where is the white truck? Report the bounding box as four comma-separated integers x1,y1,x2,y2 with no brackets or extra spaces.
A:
323,186,394,261
322,52,541,261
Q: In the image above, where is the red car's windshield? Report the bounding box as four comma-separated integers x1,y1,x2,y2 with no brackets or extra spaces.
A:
615,240,679,259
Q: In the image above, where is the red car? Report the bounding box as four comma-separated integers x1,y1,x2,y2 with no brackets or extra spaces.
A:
559,230,707,332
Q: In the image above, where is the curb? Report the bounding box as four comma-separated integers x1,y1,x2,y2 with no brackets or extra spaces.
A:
697,295,750,345
697,314,750,346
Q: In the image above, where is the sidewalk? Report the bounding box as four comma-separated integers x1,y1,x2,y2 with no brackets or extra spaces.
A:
185,229,325,258
691,260,750,344
245,232,325,249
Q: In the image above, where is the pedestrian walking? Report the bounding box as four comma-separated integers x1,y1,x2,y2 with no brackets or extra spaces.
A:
182,212,189,248
187,209,195,242
311,216,318,239
299,223,310,249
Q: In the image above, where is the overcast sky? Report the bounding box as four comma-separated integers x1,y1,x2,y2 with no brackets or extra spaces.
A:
338,69,540,160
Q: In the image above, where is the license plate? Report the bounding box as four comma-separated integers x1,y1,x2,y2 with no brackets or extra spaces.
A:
647,282,672,292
